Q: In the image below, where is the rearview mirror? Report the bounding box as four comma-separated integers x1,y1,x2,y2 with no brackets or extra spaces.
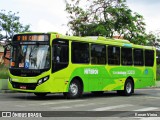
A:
3,46,11,60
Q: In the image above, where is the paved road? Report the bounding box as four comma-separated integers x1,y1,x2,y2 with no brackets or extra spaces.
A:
0,88,160,120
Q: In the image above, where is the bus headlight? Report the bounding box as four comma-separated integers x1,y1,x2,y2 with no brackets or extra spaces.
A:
38,79,43,85
9,77,12,83
37,75,49,86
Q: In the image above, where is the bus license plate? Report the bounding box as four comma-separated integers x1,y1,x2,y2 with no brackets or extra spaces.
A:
20,86,27,89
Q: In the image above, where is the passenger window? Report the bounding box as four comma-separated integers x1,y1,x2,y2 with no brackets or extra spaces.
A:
145,50,154,66
72,42,89,64
121,48,132,65
91,44,106,65
108,46,120,65
134,49,144,66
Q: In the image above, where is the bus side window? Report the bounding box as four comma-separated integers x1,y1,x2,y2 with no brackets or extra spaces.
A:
121,47,132,65
134,49,144,66
108,46,120,65
145,50,154,66
72,42,89,64
91,44,106,65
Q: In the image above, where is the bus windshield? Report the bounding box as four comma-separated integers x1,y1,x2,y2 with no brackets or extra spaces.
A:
11,44,50,69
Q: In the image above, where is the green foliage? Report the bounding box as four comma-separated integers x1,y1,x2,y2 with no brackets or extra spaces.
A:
0,10,30,38
0,64,9,79
65,0,146,44
157,64,160,81
146,32,160,48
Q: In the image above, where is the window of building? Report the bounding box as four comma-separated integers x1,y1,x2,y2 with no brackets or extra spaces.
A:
121,48,132,65
72,42,89,64
108,46,120,65
91,44,106,64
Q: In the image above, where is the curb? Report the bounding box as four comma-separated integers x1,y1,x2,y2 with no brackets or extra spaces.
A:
0,89,17,93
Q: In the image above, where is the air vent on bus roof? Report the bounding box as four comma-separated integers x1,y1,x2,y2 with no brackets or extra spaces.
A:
48,32,59,34
85,36,99,40
85,36,130,43
112,39,130,43
98,36,130,43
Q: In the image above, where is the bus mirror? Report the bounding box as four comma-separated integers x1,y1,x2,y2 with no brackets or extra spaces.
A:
0,36,12,60
4,47,7,58
3,46,11,60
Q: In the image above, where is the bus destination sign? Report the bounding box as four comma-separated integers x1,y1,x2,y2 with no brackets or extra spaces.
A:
13,34,49,41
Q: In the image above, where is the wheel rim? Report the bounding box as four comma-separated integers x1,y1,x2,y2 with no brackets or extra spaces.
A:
70,83,78,96
126,82,132,93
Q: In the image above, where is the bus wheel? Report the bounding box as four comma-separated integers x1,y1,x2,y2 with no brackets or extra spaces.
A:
64,80,82,99
117,79,133,96
124,79,133,96
34,93,47,97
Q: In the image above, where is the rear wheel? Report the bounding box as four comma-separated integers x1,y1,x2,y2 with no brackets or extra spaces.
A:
124,79,133,96
64,79,83,99
117,79,134,96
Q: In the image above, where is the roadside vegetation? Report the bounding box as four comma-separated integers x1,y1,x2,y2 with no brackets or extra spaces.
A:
157,64,160,81
0,64,9,79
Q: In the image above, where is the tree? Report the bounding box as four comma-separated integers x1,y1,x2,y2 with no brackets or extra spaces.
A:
146,31,160,48
0,10,31,59
65,0,146,44
0,10,30,39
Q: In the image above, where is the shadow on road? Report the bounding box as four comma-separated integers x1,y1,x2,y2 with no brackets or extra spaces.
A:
3,90,149,101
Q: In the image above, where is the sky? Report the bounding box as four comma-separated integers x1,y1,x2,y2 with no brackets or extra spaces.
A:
0,0,160,35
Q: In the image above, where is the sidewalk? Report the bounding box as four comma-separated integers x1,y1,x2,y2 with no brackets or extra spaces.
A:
155,81,160,88
0,79,8,90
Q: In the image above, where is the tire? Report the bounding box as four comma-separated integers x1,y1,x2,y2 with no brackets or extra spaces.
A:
64,79,83,99
117,79,134,96
34,93,47,97
124,79,134,96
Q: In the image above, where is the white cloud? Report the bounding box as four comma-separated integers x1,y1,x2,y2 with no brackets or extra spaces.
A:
127,0,160,33
33,19,68,35
1,0,160,35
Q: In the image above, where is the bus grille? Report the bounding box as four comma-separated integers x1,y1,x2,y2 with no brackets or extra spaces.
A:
11,82,37,90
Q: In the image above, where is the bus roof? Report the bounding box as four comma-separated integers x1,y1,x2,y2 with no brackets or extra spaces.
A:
50,32,155,50
17,32,156,50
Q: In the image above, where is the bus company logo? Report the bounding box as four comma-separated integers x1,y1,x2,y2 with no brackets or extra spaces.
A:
113,71,126,75
1,112,42,118
113,70,135,75
144,69,149,75
84,68,99,75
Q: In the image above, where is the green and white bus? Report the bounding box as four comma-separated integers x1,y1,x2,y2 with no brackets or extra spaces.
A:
8,32,156,98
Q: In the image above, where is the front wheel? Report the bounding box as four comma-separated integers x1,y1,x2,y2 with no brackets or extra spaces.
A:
64,80,83,99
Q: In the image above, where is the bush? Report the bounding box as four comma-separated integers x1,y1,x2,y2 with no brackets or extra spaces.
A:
0,64,9,79
157,64,160,81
